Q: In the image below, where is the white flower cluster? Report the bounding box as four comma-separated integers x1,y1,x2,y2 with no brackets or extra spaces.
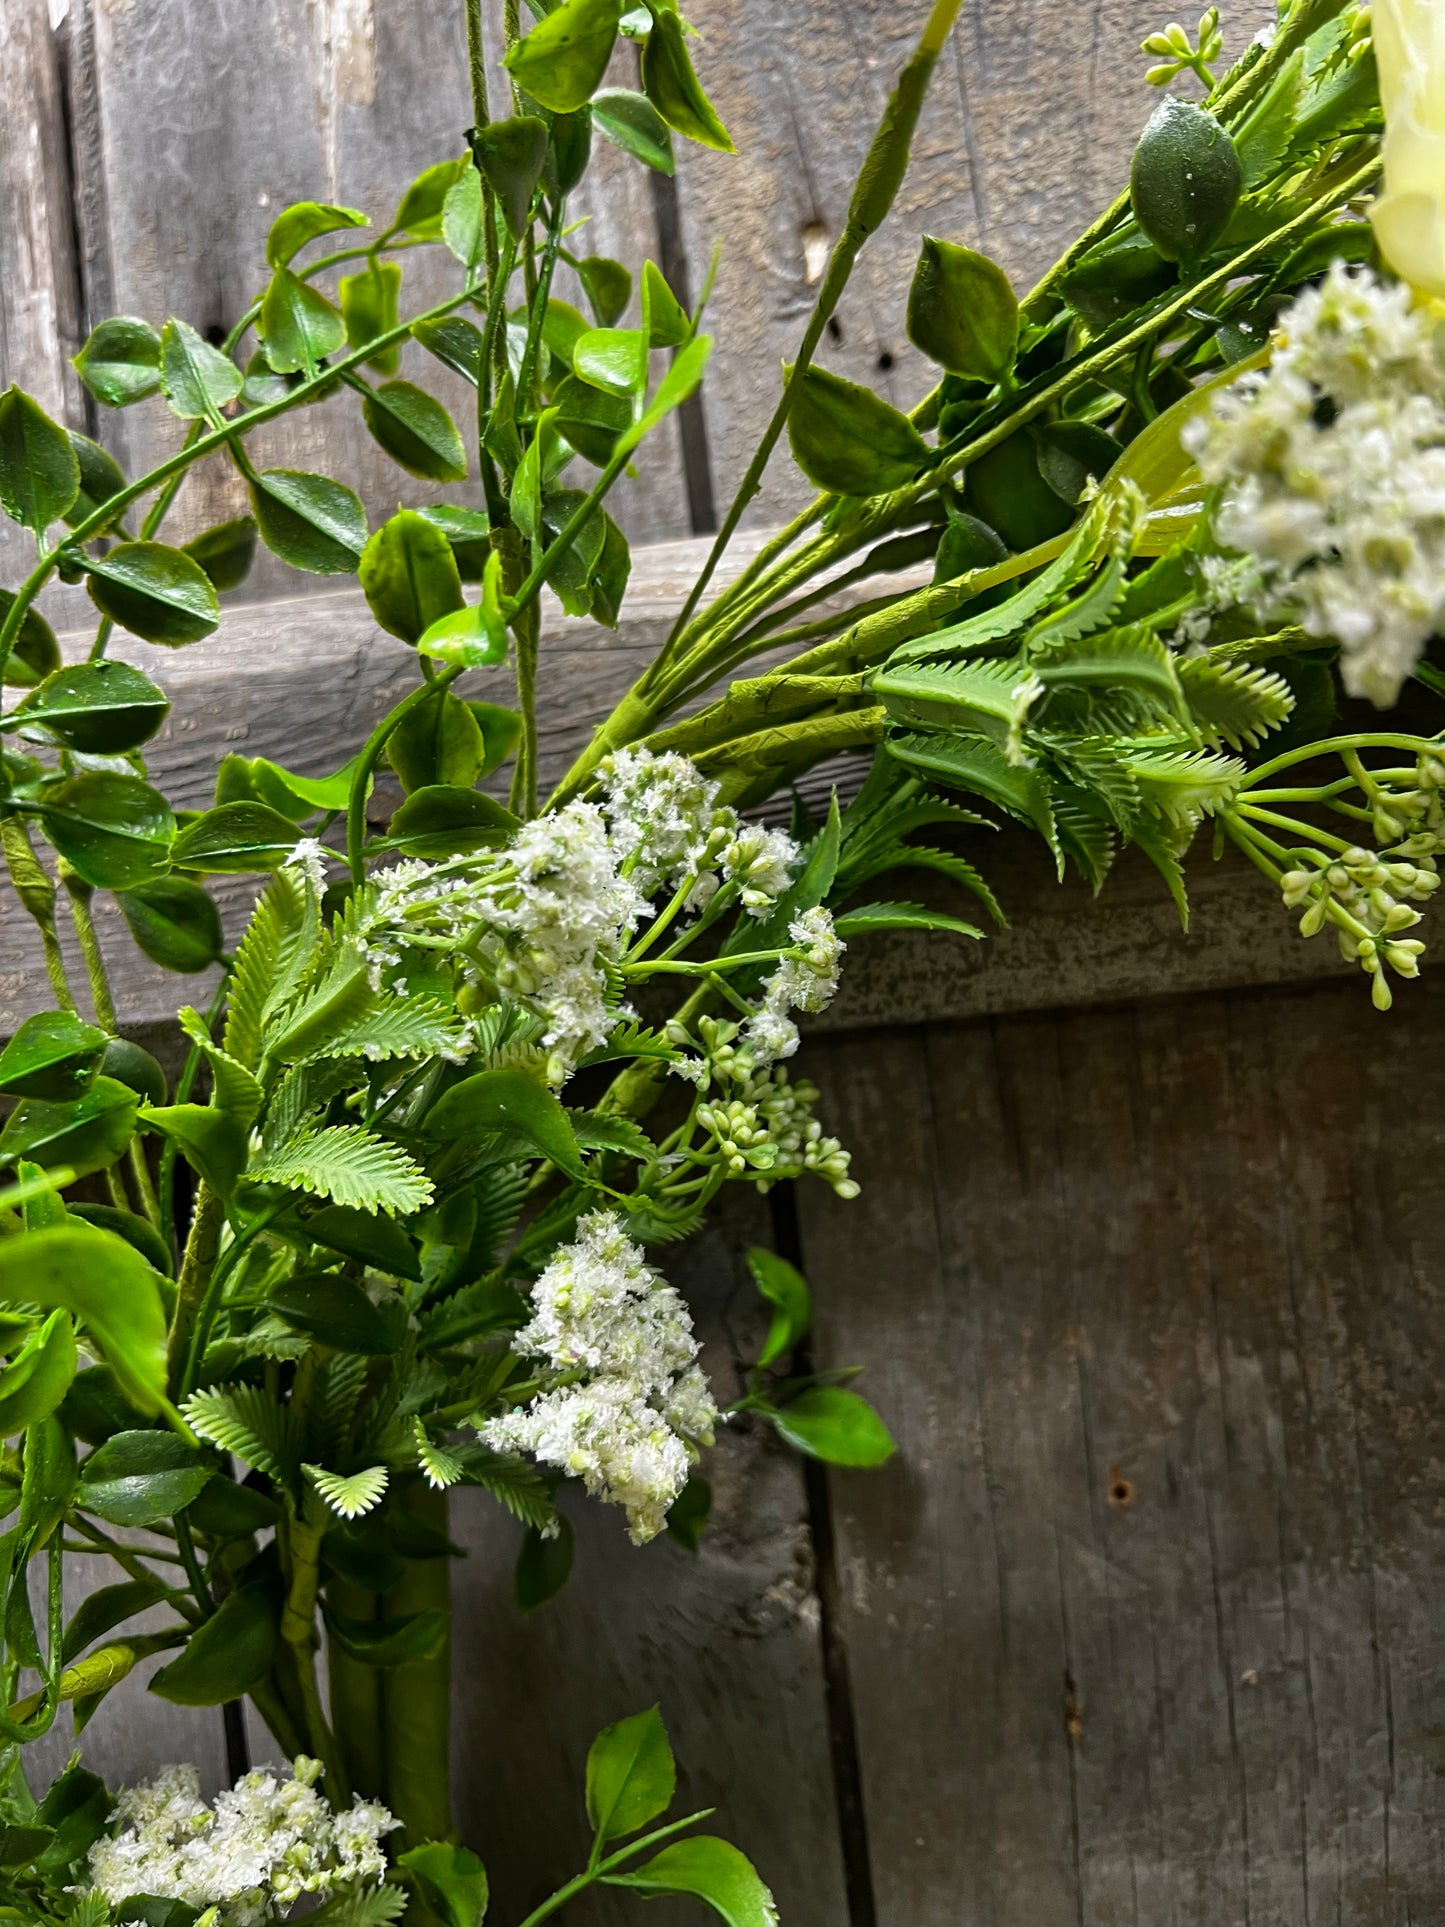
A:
482,1210,718,1543
676,1016,859,1197
744,906,846,1064
88,1759,396,1927
1276,749,1445,1007
600,746,799,915
1185,263,1445,707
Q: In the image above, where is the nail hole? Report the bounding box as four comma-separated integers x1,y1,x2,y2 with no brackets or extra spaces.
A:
826,316,844,345
1108,1467,1134,1508
876,351,895,373
205,324,227,348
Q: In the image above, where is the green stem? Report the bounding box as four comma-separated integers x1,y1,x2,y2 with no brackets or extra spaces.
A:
166,1183,227,1399
0,819,76,1013
515,1813,717,1927
279,1508,350,1799
379,1482,453,1844
58,863,117,1031
1243,733,1438,791
161,973,230,1264
347,668,463,881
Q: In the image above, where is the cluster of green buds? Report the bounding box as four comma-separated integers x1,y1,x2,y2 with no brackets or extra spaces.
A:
675,1017,859,1199
1141,7,1223,87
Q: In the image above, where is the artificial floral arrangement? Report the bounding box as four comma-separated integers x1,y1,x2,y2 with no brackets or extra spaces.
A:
0,0,1440,1915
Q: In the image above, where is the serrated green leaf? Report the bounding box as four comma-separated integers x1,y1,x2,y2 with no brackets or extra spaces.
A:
304,1462,389,1520
252,1125,433,1216
1177,656,1295,749
182,1383,304,1485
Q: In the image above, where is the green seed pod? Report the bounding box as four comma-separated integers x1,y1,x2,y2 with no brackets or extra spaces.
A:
1129,97,1241,263
100,1037,168,1107
906,236,1019,381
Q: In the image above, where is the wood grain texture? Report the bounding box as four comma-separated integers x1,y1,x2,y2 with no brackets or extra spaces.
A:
793,976,1445,1926
666,0,1275,527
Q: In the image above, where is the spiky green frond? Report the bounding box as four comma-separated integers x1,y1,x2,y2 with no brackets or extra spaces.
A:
310,1353,368,1463
1130,815,1192,931
213,1314,312,1365
1025,552,1129,651
886,731,1059,853
183,1383,304,1486
1178,657,1295,749
304,1462,389,1520
251,1125,434,1216
179,1007,263,1129
1122,743,1246,823
620,1196,709,1246
1031,627,1185,739
265,958,378,1069
318,1885,408,1927
846,843,1008,926
413,1419,466,1490
1049,738,1143,833
872,656,1020,741
833,901,986,940
225,867,313,1072
578,1021,679,1069
1053,791,1117,892
418,1274,528,1352
463,1446,555,1529
309,996,465,1065
262,1059,354,1155
569,1111,656,1161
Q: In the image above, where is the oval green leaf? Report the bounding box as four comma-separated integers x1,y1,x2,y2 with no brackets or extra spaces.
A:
79,1430,212,1527
116,876,224,973
149,1582,278,1705
17,660,169,753
249,468,368,574
73,317,162,408
504,0,621,113
171,800,300,874
359,508,466,643
0,386,80,532
84,541,221,646
38,772,175,888
767,1385,895,1467
0,1012,107,1101
361,381,467,483
0,1223,169,1413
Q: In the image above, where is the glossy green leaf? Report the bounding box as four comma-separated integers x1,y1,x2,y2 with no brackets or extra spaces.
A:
541,298,592,371
964,431,1075,550
0,386,80,531
60,1364,150,1446
397,1842,489,1927
38,773,175,888
574,327,648,400
0,1224,169,1412
593,86,675,174
0,591,60,687
30,1759,108,1874
640,9,734,153
1130,97,1242,263
587,1704,676,1843
412,316,484,387
17,660,169,753
183,516,258,593
580,256,635,329
245,754,365,819
417,552,509,668
62,1577,165,1665
504,0,621,113
383,785,517,859
906,236,1018,380
747,1247,811,1369
339,260,403,375
442,166,485,272
100,1037,167,1105
640,259,687,346
187,1476,281,1540
515,1514,573,1611
0,1310,77,1438
427,1068,584,1176
604,1838,776,1925
159,318,244,420
389,688,486,794
79,1431,212,1527
84,541,221,646
544,106,594,198
249,468,368,574
933,509,1007,585
268,1272,400,1355
768,1386,895,1467
395,157,469,237
73,316,161,407
475,115,549,238
306,1203,421,1282
150,1583,278,1705
786,365,929,497
261,269,347,375
322,1603,445,1666
65,432,129,530
415,503,491,581
360,509,466,644
468,704,522,780
171,800,300,874
0,1079,136,1179
0,1013,107,1100
68,1202,175,1278
143,1101,248,1196
553,373,630,466
361,380,467,483
116,877,224,973
266,200,368,269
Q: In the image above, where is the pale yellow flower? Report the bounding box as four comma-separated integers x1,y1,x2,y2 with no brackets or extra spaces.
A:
1369,0,1445,298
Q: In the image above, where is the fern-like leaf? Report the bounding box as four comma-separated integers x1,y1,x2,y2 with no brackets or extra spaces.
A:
846,843,1007,926
265,958,377,1068
1130,815,1192,931
225,867,312,1072
183,1383,304,1486
1178,656,1295,749
310,1352,369,1463
578,1021,679,1069
316,1886,408,1927
1053,790,1118,892
310,996,466,1064
413,1418,466,1490
304,1462,389,1520
179,1007,263,1128
462,1446,555,1528
1122,743,1246,823
1050,737,1143,833
569,1111,656,1161
262,1059,353,1155
251,1125,434,1216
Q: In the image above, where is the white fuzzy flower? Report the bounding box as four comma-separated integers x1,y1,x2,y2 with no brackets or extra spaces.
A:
1186,263,1445,706
745,907,845,1063
285,838,330,896
721,823,799,915
602,745,734,899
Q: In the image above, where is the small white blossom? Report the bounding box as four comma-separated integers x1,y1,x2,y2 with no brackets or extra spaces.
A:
720,823,800,915
601,745,733,899
745,907,845,1063
285,838,330,896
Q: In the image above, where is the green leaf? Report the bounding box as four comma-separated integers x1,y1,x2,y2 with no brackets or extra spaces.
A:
574,327,648,401
340,260,403,375
593,86,675,174
475,116,549,238
84,541,221,646
1177,656,1295,750
0,1225,168,1413
182,1384,303,1485
0,1309,76,1437
361,381,467,483
249,468,368,573
241,754,365,819
553,373,631,466
397,1842,489,1927
832,900,984,941
261,269,347,375
1130,97,1242,264
441,167,485,272
580,256,635,329
395,157,469,237
187,1476,281,1541
620,333,711,455
73,317,161,407
886,731,1057,845
541,298,592,371
0,1822,57,1869
0,590,61,687
388,688,486,793
305,1463,391,1521
469,701,523,776
515,1515,573,1611
360,509,466,644
383,785,518,858
271,1273,401,1355
150,1583,279,1705
159,318,244,420
117,877,224,973
0,1012,107,1101
416,571,509,669
0,386,80,530
68,1202,174,1277
183,516,258,593
640,8,734,153
79,1430,211,1526
767,1386,895,1467
139,1104,247,1197
413,316,485,387
746,1248,811,1370
37,773,175,888
32,1759,110,1875
307,1203,421,1282
62,1578,165,1664
415,501,491,578
16,660,169,753
252,1125,433,1216
267,200,368,269
786,364,929,497
587,1705,676,1844
1122,743,1245,823
322,1601,445,1666
906,237,1018,380
963,431,1074,550
505,0,621,113
66,431,129,530
426,1069,584,1178
640,259,687,347
544,105,594,198
172,800,303,873
603,1838,778,1926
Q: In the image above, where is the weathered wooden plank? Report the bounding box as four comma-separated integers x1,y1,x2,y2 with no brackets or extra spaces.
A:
793,976,1445,1926
667,0,1275,527
449,1191,849,1927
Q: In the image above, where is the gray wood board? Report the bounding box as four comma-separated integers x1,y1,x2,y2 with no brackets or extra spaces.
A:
793,975,1445,1927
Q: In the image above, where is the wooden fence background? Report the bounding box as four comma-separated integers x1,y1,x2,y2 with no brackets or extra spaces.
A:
8,0,1445,1922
